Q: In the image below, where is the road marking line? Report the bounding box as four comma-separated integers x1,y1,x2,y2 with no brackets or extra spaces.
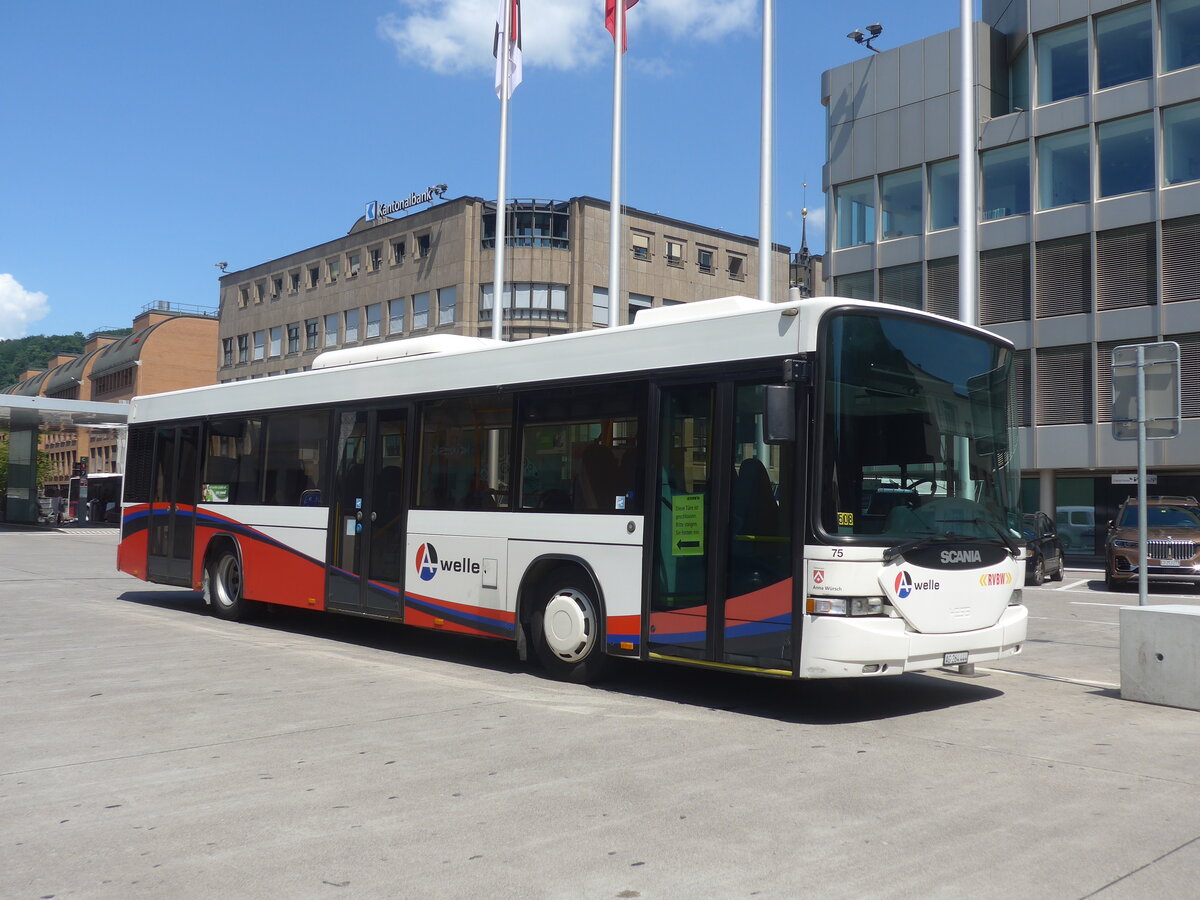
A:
1028,616,1118,626
976,666,1119,689
1070,601,1132,608
1056,579,1090,591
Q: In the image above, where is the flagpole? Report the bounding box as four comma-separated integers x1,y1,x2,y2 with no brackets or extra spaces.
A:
608,3,625,328
758,0,774,304
492,9,512,342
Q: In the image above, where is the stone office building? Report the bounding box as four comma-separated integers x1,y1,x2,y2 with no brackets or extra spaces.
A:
217,194,794,382
822,0,1200,555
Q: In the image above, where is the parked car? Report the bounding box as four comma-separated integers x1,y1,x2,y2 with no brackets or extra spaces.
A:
1055,505,1096,552
1022,512,1066,585
1105,495,1200,590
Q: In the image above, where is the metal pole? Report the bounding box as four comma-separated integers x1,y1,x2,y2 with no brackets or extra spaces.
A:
491,17,511,343
1137,344,1148,605
957,0,978,326
759,0,774,304
608,5,625,327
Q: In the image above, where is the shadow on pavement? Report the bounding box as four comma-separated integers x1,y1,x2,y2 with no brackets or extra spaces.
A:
115,589,1005,724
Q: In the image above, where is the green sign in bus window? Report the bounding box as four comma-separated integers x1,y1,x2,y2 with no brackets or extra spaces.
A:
672,493,705,556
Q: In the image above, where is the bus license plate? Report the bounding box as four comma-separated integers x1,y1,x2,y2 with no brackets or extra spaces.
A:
943,651,969,666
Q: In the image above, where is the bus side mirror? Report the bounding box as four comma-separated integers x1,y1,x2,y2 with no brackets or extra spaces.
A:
763,385,796,443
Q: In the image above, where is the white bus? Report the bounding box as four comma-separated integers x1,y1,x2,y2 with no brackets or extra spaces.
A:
118,296,1027,682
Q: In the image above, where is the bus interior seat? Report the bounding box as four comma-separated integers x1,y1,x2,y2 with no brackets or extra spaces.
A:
733,457,778,536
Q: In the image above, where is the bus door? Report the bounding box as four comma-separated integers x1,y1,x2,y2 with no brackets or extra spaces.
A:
327,408,409,615
649,380,797,670
147,423,201,586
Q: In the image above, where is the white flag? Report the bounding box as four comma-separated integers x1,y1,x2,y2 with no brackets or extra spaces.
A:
493,0,522,99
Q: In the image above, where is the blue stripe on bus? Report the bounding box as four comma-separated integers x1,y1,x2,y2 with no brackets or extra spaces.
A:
404,594,516,637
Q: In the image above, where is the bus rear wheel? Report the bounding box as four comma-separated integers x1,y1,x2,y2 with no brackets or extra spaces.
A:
531,574,608,684
205,548,255,621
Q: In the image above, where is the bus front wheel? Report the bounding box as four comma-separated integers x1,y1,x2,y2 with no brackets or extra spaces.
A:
531,573,608,684
205,548,255,621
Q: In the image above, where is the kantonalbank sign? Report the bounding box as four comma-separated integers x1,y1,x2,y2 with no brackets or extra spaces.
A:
365,184,448,222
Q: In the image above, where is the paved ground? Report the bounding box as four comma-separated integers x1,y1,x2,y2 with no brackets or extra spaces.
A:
2,529,1198,899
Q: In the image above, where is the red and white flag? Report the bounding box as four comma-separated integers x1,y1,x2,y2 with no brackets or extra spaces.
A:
605,0,639,53
494,0,522,99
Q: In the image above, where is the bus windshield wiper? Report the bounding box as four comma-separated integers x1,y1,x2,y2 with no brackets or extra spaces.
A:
883,532,955,562
973,518,1019,557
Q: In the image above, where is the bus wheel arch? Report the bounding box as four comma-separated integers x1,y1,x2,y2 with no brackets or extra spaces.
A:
518,557,609,683
203,535,256,621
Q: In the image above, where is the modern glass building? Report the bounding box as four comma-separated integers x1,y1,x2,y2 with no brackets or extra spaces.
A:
822,0,1200,559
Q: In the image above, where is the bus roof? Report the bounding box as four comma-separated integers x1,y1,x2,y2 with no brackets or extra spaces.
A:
127,296,1010,424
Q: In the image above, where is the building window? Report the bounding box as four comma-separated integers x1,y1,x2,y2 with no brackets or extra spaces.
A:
305,318,319,350
632,232,650,260
1163,215,1200,303
480,283,568,322
222,338,233,367
237,334,249,364
326,258,340,283
272,277,283,299
981,142,1030,219
481,201,571,249
344,308,360,343
309,265,320,288
878,264,921,309
1096,224,1156,310
592,286,610,326
388,298,406,334
1098,114,1154,197
269,327,282,358
926,257,959,319
1013,350,1032,427
880,167,922,239
1162,0,1200,73
1036,22,1088,105
365,303,381,339
239,286,250,306
628,292,652,323
290,271,301,293
1164,101,1200,186
979,244,1031,324
1096,3,1152,90
1036,236,1091,318
1009,42,1030,112
928,158,959,231
255,281,266,303
833,271,873,300
416,233,431,258
369,247,383,271
1038,128,1090,209
253,330,265,361
287,322,300,354
438,286,457,326
696,247,714,273
835,178,875,248
1036,345,1092,425
665,240,684,266
413,292,430,330
348,253,360,277
392,240,406,264
324,313,339,347
728,254,745,279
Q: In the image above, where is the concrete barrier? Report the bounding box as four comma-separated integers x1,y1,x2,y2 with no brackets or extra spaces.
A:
1120,605,1200,711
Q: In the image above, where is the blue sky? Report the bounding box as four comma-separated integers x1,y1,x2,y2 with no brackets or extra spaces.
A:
0,0,969,340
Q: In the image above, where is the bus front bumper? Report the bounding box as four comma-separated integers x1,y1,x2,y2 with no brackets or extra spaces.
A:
797,605,1028,679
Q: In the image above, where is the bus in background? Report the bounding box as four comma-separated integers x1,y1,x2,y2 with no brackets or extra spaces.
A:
118,296,1027,682
70,472,123,524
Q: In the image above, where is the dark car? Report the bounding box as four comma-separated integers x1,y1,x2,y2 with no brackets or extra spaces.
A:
1105,495,1200,590
1022,512,1065,585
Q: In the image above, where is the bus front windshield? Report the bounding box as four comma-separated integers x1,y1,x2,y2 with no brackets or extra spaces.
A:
819,311,1020,544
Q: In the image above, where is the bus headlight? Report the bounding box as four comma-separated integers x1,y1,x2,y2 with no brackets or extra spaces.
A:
807,596,884,616
1008,589,1024,606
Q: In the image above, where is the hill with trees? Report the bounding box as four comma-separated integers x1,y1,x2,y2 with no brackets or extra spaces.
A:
0,330,132,389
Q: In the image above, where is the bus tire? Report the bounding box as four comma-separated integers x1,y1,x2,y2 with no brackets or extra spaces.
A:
205,547,255,622
530,571,608,684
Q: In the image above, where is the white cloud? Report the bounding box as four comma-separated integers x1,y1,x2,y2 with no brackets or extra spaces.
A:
378,0,757,75
0,274,49,339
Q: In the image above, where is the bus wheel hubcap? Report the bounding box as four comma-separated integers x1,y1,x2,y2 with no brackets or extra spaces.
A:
543,589,595,662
